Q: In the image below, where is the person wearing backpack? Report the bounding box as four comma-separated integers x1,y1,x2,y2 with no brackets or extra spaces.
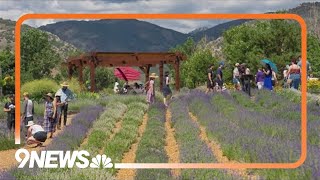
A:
146,73,158,105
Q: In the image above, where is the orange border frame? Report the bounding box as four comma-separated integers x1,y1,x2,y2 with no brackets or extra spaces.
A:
15,14,307,169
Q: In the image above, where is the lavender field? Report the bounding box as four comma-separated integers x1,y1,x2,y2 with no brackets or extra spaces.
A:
0,91,318,180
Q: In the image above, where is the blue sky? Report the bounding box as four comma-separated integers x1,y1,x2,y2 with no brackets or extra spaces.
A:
0,0,318,33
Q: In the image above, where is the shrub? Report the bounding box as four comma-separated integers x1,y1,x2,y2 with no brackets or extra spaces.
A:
307,80,320,93
21,78,59,102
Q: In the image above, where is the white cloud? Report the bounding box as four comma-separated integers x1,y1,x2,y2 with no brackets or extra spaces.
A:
0,0,318,33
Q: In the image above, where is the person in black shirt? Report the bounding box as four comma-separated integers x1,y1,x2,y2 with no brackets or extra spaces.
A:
3,94,15,135
216,62,224,92
206,64,214,94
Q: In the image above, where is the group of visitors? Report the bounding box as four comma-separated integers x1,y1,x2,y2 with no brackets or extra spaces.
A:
206,62,226,94
3,82,74,147
144,72,172,107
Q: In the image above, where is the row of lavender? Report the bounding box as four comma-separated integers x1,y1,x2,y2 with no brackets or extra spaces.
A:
135,103,171,179
187,89,319,179
0,105,105,180
170,95,238,179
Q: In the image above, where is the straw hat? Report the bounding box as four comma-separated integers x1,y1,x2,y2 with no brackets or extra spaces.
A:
26,121,35,127
44,93,54,99
60,82,69,87
235,63,240,67
149,73,159,78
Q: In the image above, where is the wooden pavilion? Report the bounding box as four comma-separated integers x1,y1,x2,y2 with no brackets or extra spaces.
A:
66,52,186,92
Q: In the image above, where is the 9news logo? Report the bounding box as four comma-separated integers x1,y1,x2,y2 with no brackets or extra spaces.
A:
15,149,113,169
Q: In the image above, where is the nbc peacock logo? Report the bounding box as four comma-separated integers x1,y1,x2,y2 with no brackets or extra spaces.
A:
90,154,113,169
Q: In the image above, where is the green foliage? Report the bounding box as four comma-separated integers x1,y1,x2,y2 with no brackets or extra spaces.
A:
82,67,116,91
20,78,59,102
181,49,217,88
223,20,320,81
66,78,82,95
172,38,218,88
0,48,15,95
21,29,60,83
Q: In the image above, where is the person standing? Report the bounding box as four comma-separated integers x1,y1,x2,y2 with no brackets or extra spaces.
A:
239,63,246,91
216,62,224,92
263,64,273,90
43,93,55,138
206,64,214,94
114,80,120,94
287,59,301,90
256,68,265,90
22,92,34,130
146,73,158,105
233,63,241,90
56,82,74,130
53,92,63,132
163,71,172,107
3,94,15,135
272,71,278,88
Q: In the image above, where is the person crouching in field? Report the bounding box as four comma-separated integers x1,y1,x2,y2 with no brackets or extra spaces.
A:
26,121,47,147
163,71,172,108
43,93,56,138
4,94,15,135
146,73,158,105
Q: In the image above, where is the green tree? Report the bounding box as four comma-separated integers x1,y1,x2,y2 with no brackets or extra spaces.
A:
180,48,217,88
0,47,15,95
222,20,320,80
21,29,60,83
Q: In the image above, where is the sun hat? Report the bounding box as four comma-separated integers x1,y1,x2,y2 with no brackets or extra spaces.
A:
149,73,159,78
60,82,69,87
235,63,240,67
44,93,54,99
23,92,29,97
26,121,35,127
219,61,225,66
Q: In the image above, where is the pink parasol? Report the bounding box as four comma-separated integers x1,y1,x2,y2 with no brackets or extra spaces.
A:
114,67,141,81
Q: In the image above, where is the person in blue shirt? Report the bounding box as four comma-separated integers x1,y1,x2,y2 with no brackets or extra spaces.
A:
56,82,74,130
216,62,224,92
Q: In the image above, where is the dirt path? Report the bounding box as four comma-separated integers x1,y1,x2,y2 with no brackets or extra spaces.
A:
116,114,148,180
188,112,259,180
164,109,181,178
0,114,76,172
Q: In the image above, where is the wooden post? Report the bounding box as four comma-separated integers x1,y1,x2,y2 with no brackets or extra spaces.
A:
159,61,164,91
174,58,180,91
145,65,150,83
78,62,83,86
90,62,96,92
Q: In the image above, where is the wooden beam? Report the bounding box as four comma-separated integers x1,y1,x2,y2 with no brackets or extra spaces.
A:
159,61,164,91
78,61,84,88
174,58,180,91
90,62,96,92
